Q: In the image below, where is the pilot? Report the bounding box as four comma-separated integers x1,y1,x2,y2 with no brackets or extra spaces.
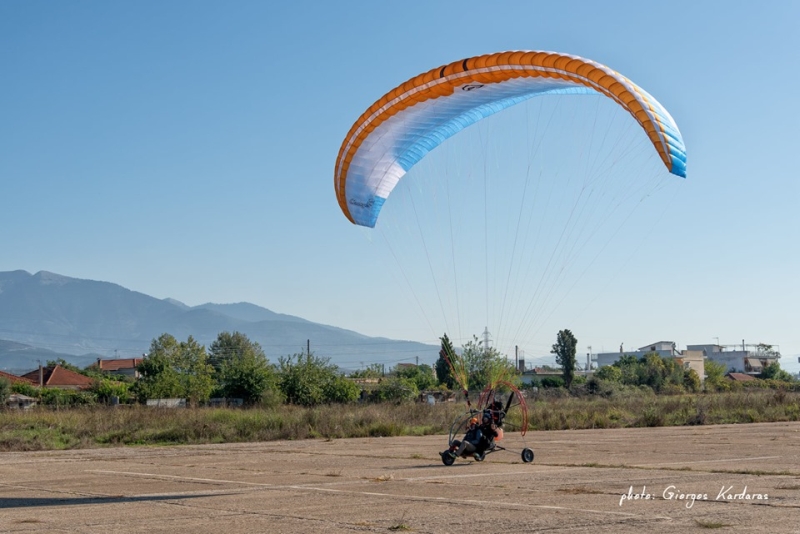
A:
448,417,483,459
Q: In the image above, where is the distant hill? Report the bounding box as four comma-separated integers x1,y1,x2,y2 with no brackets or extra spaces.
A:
0,339,100,374
0,270,436,371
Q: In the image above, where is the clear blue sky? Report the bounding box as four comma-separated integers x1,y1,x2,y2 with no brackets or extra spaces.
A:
2,1,798,369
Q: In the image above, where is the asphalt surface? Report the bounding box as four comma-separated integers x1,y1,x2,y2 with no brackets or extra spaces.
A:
1,421,800,533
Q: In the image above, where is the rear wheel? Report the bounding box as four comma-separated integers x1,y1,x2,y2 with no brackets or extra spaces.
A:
521,448,534,463
474,451,485,462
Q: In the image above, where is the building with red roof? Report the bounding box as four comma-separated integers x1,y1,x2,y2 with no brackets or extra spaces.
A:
0,370,36,385
21,365,94,390
91,358,143,378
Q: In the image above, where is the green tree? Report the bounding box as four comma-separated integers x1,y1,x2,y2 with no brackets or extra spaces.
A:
551,329,578,389
135,334,215,405
211,332,278,405
278,352,355,405
370,377,419,402
350,363,383,379
594,365,622,382
322,375,360,403
704,359,728,391
683,369,702,392
640,353,668,391
435,334,456,389
91,379,131,404
614,355,641,386
759,361,794,382
209,332,257,373
459,336,517,391
394,363,437,391
755,343,781,358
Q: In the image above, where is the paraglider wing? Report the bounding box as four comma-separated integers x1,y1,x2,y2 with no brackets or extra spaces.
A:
335,51,686,228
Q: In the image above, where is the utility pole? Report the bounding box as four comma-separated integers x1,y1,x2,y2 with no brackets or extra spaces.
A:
482,326,491,351
307,339,310,356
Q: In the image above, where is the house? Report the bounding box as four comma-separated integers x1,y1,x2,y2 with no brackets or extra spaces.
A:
0,370,36,386
594,341,680,368
687,343,779,375
91,358,143,378
6,393,37,410
726,372,757,382
20,365,94,390
675,350,705,383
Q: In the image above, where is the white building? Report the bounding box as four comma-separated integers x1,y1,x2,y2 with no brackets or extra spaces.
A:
686,344,779,375
594,341,679,368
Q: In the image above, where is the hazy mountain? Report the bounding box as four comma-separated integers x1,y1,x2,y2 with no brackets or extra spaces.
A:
0,339,101,373
195,302,311,324
0,270,436,371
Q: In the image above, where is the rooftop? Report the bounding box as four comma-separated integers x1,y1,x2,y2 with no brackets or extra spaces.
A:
21,365,94,389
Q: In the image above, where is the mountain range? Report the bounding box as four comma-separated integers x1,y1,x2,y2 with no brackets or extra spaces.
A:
0,270,436,373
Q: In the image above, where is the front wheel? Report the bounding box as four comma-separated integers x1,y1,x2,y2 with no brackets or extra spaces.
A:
521,448,534,463
441,452,455,466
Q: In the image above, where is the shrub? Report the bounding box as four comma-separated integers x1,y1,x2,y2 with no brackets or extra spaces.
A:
683,369,701,392
323,376,360,404
278,352,353,406
11,382,39,398
594,366,622,382
369,377,419,403
541,376,564,389
39,388,95,407
91,379,131,404
0,378,10,404
586,376,615,397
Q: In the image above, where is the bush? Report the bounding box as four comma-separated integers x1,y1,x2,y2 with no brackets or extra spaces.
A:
278,352,353,406
594,366,622,382
540,376,564,389
39,388,95,407
11,382,39,398
0,378,10,404
323,376,360,404
586,376,615,397
369,377,419,403
91,379,131,404
683,369,701,392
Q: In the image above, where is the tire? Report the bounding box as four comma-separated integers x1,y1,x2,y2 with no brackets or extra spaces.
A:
441,452,456,466
474,451,485,462
521,448,534,463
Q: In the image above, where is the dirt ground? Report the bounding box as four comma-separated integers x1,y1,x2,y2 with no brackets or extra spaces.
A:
1,421,800,533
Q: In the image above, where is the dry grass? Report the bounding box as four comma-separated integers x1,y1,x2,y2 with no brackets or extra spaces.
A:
1,390,798,451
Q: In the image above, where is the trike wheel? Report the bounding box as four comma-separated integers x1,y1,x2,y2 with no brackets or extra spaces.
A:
521,448,534,463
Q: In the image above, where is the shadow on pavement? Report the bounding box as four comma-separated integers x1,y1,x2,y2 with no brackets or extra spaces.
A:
0,493,219,509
